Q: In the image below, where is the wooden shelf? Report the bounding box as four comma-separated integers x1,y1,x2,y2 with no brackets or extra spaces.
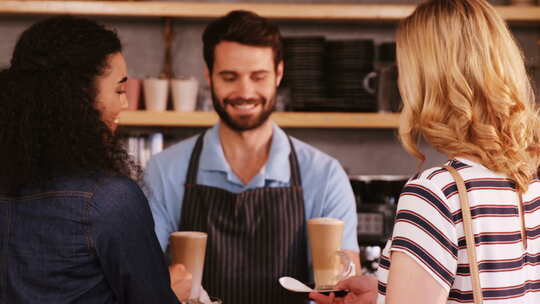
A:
0,1,410,21
1,1,540,23
118,111,400,129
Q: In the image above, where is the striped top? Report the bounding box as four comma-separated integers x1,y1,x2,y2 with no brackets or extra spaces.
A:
377,158,540,303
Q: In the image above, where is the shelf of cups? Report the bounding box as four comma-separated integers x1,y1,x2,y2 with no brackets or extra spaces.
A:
117,111,400,129
0,1,540,23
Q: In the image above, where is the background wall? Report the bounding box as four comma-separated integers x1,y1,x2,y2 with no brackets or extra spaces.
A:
1,0,538,175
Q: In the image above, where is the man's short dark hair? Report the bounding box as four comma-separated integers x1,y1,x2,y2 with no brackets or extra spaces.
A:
202,10,283,72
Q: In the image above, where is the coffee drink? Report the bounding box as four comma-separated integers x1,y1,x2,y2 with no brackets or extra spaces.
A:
169,231,208,300
307,218,345,290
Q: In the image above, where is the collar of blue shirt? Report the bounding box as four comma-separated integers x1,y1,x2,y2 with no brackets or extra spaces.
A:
199,122,292,185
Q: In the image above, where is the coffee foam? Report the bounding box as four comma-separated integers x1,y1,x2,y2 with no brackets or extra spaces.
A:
308,217,344,225
170,231,207,238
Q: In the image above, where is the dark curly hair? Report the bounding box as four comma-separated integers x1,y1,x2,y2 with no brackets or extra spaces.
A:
0,16,138,193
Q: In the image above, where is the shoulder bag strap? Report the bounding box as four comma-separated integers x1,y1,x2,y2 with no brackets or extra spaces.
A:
443,165,484,304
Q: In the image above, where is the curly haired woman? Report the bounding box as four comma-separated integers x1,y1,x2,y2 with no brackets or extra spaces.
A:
311,0,540,303
0,16,191,303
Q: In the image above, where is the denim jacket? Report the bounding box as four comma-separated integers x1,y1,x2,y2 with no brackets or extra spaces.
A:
0,175,179,304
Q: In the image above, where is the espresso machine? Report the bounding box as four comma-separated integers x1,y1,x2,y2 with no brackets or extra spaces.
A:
349,175,408,273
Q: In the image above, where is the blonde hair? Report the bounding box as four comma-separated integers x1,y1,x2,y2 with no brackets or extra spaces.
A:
397,0,540,191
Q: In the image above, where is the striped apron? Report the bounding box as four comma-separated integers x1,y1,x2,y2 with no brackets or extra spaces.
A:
179,132,309,304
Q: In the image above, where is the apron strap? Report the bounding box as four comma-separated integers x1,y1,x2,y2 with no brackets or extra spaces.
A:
185,130,207,186
287,136,302,187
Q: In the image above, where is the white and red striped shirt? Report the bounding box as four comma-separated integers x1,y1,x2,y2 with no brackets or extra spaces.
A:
377,158,540,303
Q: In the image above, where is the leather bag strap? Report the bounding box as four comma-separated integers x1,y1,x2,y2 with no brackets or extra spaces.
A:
443,165,484,304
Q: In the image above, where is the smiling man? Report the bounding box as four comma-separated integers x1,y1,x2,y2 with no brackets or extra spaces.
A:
144,10,359,304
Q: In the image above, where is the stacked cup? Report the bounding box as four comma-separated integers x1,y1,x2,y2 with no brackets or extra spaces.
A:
171,77,199,112
142,76,199,111
143,78,169,111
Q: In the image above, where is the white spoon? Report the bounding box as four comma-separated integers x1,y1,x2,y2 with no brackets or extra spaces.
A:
279,276,315,293
279,276,350,298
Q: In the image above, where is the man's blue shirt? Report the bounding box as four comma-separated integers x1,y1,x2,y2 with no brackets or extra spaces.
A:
144,122,359,253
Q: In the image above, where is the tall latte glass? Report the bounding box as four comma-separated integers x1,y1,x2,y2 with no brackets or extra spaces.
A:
169,231,208,301
307,218,352,290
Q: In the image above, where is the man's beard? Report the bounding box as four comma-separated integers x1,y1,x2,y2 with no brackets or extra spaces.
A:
211,84,276,132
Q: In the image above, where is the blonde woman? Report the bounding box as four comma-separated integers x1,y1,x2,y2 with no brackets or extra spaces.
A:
310,0,540,303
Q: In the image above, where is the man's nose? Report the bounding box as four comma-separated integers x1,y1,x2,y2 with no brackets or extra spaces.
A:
235,78,257,100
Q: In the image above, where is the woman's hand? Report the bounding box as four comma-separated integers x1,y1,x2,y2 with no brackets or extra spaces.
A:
309,275,378,304
169,264,193,301
309,291,342,304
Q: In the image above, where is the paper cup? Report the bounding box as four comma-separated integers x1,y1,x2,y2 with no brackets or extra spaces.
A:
143,78,169,111
125,77,141,111
171,77,199,112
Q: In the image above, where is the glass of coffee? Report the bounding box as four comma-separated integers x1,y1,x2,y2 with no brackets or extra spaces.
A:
307,218,354,290
169,231,208,301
